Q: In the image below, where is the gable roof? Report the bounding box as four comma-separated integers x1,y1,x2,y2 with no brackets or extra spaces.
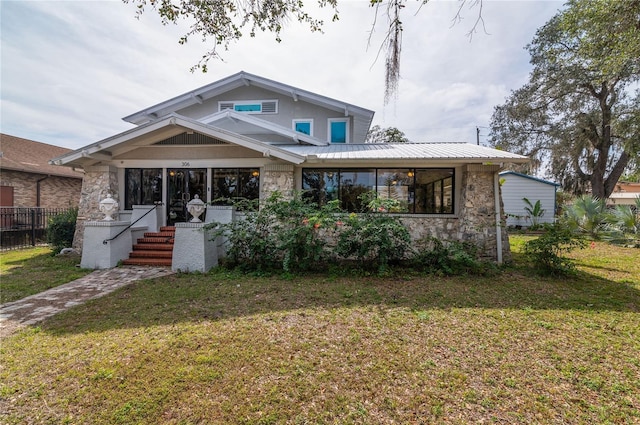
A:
122,71,375,143
0,133,84,179
499,171,560,187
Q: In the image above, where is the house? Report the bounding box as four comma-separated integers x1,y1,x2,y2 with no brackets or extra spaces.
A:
607,181,640,206
0,134,83,208
499,171,559,228
50,71,529,268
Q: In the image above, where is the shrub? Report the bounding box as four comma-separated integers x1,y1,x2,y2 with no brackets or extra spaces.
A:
412,237,489,276
602,198,640,247
523,223,586,275
46,208,78,254
562,195,607,239
335,193,412,273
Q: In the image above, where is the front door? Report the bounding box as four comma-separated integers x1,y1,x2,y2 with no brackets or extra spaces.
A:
167,168,206,225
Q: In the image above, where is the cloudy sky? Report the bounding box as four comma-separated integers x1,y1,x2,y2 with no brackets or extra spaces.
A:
1,0,564,150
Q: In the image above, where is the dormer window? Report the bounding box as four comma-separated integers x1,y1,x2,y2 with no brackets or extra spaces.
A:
328,118,349,143
219,100,278,114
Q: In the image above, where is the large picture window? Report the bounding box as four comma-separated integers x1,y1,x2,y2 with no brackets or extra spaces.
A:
124,168,163,210
212,168,260,205
302,168,455,214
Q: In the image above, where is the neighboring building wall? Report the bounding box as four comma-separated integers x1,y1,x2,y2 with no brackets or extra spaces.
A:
0,169,82,208
73,166,119,252
501,174,556,227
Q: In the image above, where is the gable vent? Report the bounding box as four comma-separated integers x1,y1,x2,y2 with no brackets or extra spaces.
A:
154,133,229,146
261,101,277,113
219,102,234,110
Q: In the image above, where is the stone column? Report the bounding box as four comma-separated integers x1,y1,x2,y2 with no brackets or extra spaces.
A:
72,166,119,253
261,164,295,200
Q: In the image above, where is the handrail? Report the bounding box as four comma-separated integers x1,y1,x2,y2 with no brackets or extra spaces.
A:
102,203,162,245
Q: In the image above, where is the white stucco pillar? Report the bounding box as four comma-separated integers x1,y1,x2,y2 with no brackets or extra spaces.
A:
204,205,235,259
80,221,132,269
172,222,218,273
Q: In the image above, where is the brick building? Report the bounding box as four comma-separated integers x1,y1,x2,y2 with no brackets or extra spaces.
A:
0,134,83,208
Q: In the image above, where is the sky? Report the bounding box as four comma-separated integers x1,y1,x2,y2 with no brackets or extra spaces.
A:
1,0,564,150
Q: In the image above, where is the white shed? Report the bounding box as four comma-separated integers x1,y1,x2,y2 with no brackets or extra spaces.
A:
500,171,559,228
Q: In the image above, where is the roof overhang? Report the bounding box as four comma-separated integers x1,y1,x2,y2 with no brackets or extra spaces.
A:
122,71,375,129
50,114,306,168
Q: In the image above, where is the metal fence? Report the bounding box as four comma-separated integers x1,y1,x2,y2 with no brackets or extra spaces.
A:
0,207,73,251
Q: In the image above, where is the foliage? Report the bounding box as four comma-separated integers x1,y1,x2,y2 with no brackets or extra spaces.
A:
523,223,586,275
208,192,342,272
522,197,545,229
602,197,640,247
365,125,410,143
335,193,412,273
489,0,640,198
561,194,607,239
46,208,78,254
412,237,489,276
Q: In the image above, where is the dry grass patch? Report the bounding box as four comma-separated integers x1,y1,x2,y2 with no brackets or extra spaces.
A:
1,238,639,424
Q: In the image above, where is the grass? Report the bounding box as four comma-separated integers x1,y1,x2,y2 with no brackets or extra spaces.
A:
0,247,91,303
1,237,639,424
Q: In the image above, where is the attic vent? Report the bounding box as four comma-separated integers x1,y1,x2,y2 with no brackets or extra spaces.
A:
218,100,279,114
154,133,229,146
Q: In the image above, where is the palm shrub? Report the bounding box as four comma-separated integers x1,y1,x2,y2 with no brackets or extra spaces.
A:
523,223,586,275
46,207,78,254
602,198,640,247
562,194,607,238
335,192,412,273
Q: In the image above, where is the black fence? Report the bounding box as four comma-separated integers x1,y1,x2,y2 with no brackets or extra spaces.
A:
0,207,73,251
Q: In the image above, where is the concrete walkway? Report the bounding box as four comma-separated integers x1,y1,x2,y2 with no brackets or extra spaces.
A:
0,266,174,338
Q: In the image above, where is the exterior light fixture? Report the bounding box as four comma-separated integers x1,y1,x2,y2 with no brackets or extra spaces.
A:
251,170,260,177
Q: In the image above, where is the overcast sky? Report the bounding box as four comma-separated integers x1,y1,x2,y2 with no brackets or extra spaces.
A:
1,0,564,150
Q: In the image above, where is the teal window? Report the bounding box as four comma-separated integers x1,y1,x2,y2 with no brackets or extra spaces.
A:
234,104,261,112
293,120,313,136
329,119,348,143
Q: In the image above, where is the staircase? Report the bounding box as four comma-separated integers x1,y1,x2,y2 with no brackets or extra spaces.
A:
122,226,175,267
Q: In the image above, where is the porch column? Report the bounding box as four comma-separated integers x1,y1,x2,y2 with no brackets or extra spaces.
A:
261,164,295,200
72,165,119,253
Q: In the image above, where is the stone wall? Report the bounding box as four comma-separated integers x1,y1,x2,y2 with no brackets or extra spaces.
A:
398,164,511,263
72,166,119,252
0,169,82,208
261,164,294,200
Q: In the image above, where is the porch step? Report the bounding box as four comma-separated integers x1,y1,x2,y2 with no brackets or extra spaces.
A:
122,257,173,266
123,226,176,267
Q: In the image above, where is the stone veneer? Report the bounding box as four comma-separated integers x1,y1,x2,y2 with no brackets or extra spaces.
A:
261,164,294,200
72,166,119,252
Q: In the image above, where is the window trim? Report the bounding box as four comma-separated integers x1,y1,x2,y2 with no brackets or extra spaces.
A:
328,118,349,144
301,167,456,215
218,100,279,114
293,119,314,137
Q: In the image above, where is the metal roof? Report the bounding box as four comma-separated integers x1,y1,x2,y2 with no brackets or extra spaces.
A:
281,143,529,162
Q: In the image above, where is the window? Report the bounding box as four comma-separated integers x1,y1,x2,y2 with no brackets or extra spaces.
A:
302,168,455,214
212,168,260,205
328,118,349,143
293,119,313,136
219,100,278,114
124,169,163,210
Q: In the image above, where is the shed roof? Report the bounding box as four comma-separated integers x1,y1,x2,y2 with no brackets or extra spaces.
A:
499,171,560,186
0,134,84,179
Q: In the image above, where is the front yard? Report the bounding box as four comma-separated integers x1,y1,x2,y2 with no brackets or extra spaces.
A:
1,238,639,424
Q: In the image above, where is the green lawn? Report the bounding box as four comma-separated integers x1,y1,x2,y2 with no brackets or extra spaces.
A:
1,237,639,424
0,247,91,303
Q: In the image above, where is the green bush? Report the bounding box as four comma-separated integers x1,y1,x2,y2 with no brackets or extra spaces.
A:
46,208,78,254
335,194,412,273
523,223,586,275
412,237,489,276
